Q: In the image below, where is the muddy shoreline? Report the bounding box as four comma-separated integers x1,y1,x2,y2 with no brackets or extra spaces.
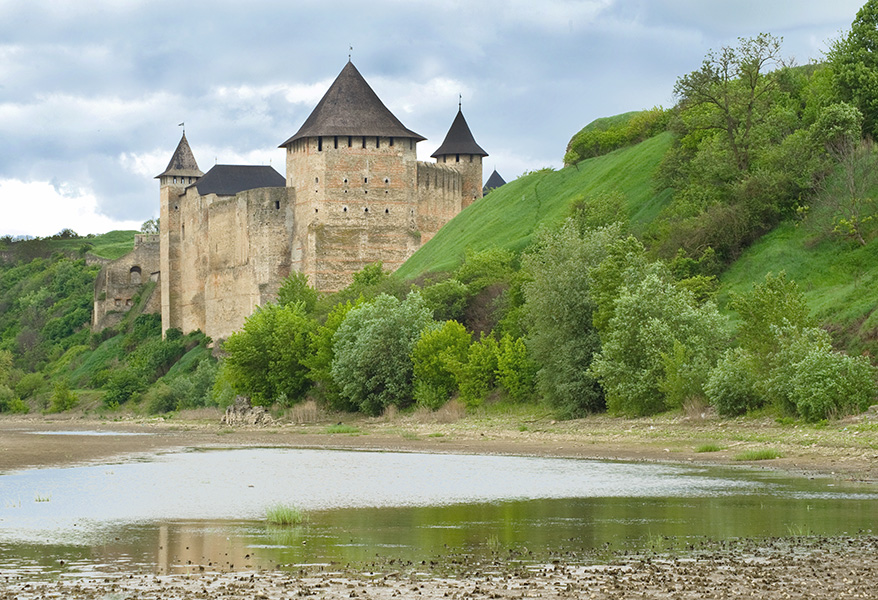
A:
1,409,876,481
2,411,878,598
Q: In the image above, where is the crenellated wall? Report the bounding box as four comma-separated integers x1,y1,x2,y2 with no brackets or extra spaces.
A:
100,131,483,341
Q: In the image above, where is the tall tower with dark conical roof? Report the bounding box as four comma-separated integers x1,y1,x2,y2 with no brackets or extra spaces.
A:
431,107,487,208
155,132,204,189
278,61,427,291
156,132,203,335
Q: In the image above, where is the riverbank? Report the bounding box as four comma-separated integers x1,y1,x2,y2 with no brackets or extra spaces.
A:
2,402,877,481
2,407,878,599
3,536,877,599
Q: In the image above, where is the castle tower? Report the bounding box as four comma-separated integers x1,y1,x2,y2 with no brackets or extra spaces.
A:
431,107,487,208
156,132,204,335
279,61,427,291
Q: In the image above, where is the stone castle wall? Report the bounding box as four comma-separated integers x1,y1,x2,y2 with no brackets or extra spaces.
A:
92,234,161,331
98,137,482,340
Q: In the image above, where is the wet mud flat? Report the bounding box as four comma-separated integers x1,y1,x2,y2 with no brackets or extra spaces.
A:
3,536,877,599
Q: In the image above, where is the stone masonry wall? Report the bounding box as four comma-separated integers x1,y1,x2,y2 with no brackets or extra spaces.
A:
92,235,161,331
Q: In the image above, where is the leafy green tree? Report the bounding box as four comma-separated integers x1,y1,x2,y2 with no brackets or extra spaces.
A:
331,293,433,415
411,320,471,409
140,218,159,234
496,334,537,403
304,299,360,411
729,271,814,359
223,302,316,406
827,0,878,138
452,334,500,408
277,271,318,314
48,381,78,413
674,33,785,173
522,221,622,416
591,264,730,416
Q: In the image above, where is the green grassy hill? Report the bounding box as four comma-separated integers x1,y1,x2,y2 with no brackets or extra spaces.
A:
718,221,878,357
397,132,674,278
398,127,878,358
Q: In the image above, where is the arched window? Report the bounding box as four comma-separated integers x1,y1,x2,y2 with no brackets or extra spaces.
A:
129,266,142,285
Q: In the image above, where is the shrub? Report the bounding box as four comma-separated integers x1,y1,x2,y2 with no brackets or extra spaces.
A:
331,293,434,415
705,348,764,416
48,381,78,413
143,381,177,414
15,372,45,399
412,320,471,410
591,266,730,417
786,343,875,422
453,335,500,408
496,334,536,403
103,368,146,407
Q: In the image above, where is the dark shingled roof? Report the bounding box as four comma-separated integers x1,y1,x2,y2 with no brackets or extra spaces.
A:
279,62,425,147
482,169,506,194
194,165,285,196
431,109,487,158
156,132,204,179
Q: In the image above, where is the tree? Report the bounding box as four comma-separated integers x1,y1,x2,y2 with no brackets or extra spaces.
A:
673,33,786,173
827,0,878,138
590,264,730,416
277,271,318,314
223,302,316,405
304,299,360,411
331,293,434,415
140,219,159,234
411,320,471,409
522,221,622,417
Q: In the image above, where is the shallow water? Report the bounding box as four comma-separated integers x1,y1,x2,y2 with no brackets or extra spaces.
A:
0,447,875,577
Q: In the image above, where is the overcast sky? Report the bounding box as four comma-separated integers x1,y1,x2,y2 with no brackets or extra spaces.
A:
0,0,867,237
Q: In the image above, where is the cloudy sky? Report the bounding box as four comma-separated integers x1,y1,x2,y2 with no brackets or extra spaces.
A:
0,0,867,237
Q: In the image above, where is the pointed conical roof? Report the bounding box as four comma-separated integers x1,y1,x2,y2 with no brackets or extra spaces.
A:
431,109,487,158
483,169,506,193
156,132,204,179
279,62,425,147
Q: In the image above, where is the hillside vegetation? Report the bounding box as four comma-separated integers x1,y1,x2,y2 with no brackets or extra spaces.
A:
3,3,878,425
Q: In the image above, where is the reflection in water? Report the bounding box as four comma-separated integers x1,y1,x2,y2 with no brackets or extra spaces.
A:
0,448,875,578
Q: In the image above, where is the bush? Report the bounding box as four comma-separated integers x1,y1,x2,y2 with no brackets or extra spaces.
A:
103,368,146,407
15,372,45,399
223,302,316,406
48,381,78,413
591,266,730,416
705,348,764,416
789,348,876,421
496,334,536,403
452,335,500,408
412,320,471,409
143,381,175,414
331,293,434,415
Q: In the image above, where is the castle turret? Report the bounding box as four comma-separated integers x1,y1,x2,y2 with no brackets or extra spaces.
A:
155,132,204,188
278,61,427,290
431,108,487,208
156,132,203,335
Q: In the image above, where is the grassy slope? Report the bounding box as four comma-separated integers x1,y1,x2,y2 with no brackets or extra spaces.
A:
718,221,878,356
397,132,674,278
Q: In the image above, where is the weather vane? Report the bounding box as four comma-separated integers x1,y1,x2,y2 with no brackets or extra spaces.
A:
178,122,185,134
349,46,353,62
459,94,462,110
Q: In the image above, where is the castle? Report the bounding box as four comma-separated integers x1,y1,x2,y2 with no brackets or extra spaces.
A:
93,61,492,341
